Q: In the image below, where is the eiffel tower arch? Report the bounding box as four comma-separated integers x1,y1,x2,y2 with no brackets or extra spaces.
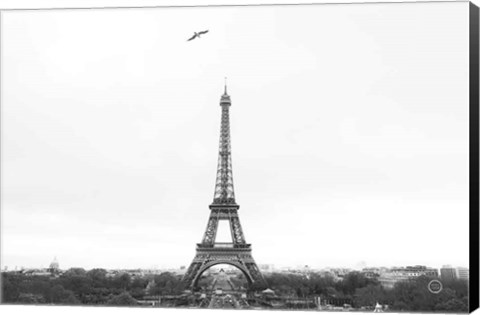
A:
182,82,265,289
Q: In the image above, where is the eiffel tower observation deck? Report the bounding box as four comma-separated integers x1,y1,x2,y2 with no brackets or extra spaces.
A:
182,82,265,289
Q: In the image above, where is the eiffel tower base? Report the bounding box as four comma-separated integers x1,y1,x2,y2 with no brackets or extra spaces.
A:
183,244,265,289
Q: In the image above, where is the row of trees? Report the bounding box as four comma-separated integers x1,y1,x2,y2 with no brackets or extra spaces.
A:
243,272,469,312
2,268,184,306
2,268,469,312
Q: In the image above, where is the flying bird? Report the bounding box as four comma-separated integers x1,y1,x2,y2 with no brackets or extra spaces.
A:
187,30,209,41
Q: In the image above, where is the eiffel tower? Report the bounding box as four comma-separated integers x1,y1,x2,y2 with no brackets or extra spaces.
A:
182,83,265,289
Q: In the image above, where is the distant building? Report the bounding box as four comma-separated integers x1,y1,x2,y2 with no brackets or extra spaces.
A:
22,269,52,276
403,265,438,278
377,265,438,289
47,257,60,274
363,271,380,279
320,268,352,282
377,275,398,289
440,265,457,282
361,267,381,279
456,267,469,281
388,265,438,278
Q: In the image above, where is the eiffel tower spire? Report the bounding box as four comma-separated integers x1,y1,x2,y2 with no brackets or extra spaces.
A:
213,80,236,204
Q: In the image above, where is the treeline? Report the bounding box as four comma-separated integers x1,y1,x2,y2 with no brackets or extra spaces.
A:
1,269,469,312
1,268,184,306
247,272,469,312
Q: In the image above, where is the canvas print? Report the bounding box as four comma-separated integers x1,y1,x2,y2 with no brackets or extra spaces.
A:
0,1,477,313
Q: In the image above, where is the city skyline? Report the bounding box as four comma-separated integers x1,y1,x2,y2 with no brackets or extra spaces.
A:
0,260,471,273
1,3,470,271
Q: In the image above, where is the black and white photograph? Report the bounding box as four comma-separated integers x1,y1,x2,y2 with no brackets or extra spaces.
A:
0,0,478,314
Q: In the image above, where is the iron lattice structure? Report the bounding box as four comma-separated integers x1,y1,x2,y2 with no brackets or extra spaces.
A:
182,85,265,289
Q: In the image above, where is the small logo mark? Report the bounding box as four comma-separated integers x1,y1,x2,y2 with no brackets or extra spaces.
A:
428,280,443,294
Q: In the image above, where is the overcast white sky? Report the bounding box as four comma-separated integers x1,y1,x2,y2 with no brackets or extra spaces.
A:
0,1,470,271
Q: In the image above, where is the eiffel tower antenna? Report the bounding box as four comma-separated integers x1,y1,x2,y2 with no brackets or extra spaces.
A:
182,82,265,289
